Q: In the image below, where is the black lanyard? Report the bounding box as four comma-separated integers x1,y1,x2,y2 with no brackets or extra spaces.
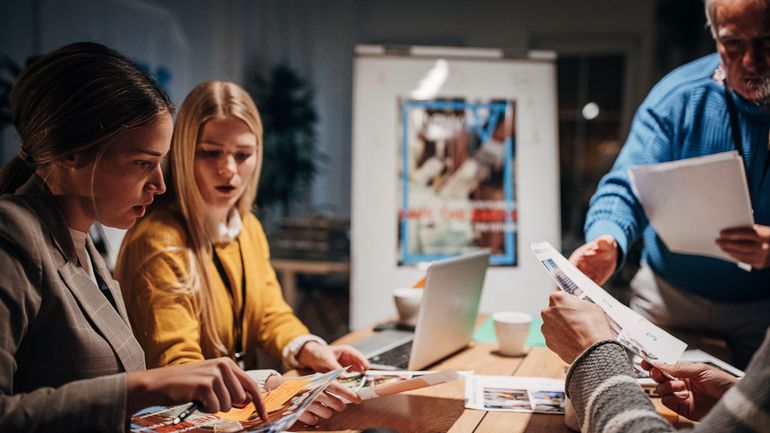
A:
212,240,246,362
724,84,770,189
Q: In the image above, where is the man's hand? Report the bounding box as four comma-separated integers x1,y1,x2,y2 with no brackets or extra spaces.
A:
568,235,618,285
125,357,267,421
540,291,615,364
297,342,369,373
717,224,770,269
641,360,737,421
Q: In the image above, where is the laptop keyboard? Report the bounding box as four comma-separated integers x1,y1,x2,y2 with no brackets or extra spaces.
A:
369,340,413,369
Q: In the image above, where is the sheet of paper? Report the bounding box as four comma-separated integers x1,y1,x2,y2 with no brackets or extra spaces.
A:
216,403,259,422
465,375,565,414
262,379,311,412
338,370,464,400
130,369,345,433
356,369,460,400
215,379,311,421
628,151,753,263
531,242,687,364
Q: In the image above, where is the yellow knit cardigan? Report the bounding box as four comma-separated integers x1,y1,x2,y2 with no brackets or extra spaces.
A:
115,209,309,369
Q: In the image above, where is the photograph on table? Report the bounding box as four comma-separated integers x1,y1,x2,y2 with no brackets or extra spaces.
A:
397,98,517,267
466,375,566,414
483,387,531,410
531,390,566,413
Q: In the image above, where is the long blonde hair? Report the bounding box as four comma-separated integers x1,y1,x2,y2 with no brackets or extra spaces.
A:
165,81,263,354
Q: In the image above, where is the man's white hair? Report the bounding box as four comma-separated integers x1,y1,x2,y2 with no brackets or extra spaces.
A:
705,0,770,38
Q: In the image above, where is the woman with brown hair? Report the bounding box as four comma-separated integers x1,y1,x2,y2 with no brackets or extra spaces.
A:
0,42,268,432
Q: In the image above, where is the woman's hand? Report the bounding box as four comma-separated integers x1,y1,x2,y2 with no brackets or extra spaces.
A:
125,357,267,421
266,376,362,426
540,291,615,364
296,381,362,426
297,342,369,372
641,360,737,421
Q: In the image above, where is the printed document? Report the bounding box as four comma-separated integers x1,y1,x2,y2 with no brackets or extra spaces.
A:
531,242,687,364
465,375,565,414
338,369,461,400
130,369,345,433
628,151,753,264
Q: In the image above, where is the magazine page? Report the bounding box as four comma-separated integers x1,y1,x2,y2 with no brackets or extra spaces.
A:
337,370,462,400
530,242,687,364
130,369,345,433
465,375,565,414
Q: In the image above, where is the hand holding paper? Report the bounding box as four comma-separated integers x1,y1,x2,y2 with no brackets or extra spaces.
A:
540,291,615,364
532,242,687,365
629,151,754,267
716,224,770,269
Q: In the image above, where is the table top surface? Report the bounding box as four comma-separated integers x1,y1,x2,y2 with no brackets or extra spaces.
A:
291,320,688,433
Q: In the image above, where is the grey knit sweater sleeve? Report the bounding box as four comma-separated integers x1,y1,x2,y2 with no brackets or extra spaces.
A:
566,328,770,433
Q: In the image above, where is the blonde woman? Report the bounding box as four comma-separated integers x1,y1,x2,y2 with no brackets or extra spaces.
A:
115,81,366,422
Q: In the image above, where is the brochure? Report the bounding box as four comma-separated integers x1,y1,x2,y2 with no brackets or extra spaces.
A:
130,368,345,433
530,242,687,364
465,375,565,414
338,369,462,400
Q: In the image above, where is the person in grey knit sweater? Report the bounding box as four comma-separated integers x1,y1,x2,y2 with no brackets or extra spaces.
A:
541,291,770,432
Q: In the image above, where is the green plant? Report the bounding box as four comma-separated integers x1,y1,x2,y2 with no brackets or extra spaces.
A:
246,63,323,216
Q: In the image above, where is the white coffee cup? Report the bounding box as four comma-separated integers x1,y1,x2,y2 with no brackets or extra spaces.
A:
392,287,423,326
492,311,532,357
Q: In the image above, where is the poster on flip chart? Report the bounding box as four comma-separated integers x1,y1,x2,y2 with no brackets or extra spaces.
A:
397,98,518,267
628,151,754,265
350,46,560,329
530,242,687,364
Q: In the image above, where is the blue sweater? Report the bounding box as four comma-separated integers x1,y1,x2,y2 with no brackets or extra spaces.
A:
585,53,770,302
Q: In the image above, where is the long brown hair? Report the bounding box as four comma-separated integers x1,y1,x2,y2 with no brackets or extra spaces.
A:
0,42,173,195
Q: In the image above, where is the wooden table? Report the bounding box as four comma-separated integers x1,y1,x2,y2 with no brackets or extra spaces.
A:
291,322,689,433
271,258,350,308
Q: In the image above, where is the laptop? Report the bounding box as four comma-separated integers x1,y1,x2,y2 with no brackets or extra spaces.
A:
352,249,490,370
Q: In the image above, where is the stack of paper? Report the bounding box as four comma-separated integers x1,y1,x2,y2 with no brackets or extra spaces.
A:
628,151,754,263
130,369,345,433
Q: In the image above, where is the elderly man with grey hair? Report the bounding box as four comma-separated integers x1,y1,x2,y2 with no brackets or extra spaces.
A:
569,0,770,371
539,1,770,432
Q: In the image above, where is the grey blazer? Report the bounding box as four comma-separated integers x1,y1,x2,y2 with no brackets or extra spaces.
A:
0,176,146,433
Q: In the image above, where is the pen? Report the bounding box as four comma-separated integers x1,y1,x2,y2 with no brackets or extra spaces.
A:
172,401,200,425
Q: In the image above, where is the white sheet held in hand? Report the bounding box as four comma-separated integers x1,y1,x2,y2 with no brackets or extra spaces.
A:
531,242,687,364
628,151,754,266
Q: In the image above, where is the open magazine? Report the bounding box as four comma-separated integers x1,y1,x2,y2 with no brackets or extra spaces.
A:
530,242,687,364
465,375,565,414
130,369,345,433
338,370,461,400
